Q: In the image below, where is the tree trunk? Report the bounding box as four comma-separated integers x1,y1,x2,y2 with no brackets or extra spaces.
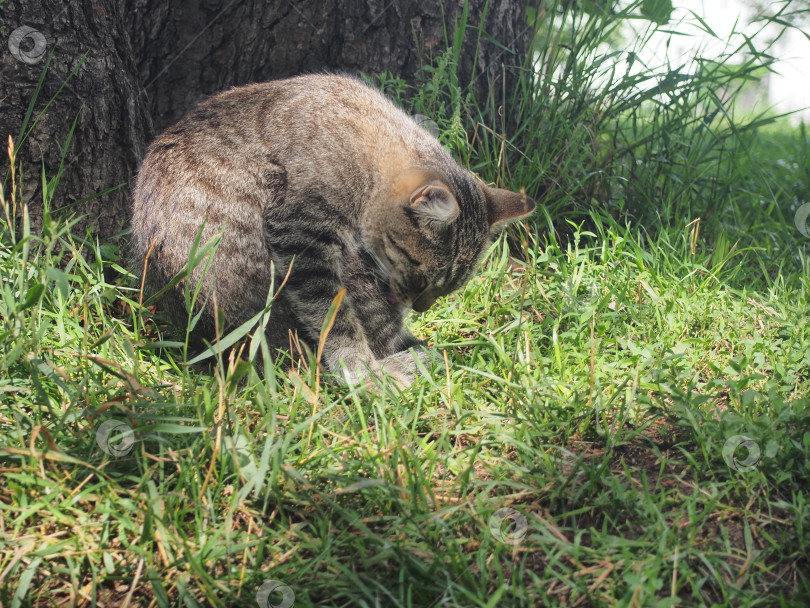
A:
1,0,153,241
1,0,530,243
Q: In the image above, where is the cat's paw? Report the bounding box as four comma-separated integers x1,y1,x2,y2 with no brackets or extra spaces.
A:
336,356,415,389
330,348,436,389
377,346,439,387
326,351,401,389
411,344,442,368
328,344,440,390
377,356,418,388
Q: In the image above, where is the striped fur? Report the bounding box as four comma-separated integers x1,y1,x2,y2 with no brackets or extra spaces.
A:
131,74,535,386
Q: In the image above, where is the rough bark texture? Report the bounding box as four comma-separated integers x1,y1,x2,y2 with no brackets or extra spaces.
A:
127,0,532,131
1,0,530,243
1,0,153,240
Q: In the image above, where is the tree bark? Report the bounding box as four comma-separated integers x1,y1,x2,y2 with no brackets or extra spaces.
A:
1,0,530,243
1,0,153,240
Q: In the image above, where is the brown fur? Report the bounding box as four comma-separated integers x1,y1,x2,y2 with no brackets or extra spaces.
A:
132,74,535,385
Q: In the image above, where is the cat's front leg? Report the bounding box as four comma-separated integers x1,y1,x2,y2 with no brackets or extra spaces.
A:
297,292,438,387
323,317,423,387
266,234,429,387
272,270,403,386
377,341,440,387
340,312,439,387
263,243,378,385
283,292,380,384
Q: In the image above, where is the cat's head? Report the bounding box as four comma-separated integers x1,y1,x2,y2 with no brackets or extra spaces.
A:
363,169,535,312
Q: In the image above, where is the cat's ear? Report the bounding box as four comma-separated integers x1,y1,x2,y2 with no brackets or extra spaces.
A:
409,183,460,225
485,186,536,231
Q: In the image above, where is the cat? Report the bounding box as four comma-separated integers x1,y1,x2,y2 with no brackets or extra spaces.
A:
131,74,535,386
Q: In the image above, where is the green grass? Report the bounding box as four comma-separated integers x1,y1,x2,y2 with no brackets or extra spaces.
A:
2,140,808,606
2,2,810,606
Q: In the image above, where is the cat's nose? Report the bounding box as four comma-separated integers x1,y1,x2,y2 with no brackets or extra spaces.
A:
412,292,437,312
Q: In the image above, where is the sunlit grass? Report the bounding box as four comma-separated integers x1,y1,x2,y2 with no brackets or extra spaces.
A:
2,170,807,605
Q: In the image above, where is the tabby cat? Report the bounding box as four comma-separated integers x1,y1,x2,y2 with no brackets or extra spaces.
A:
131,74,535,386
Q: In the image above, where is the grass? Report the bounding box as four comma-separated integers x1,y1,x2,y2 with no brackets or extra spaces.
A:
2,2,810,606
